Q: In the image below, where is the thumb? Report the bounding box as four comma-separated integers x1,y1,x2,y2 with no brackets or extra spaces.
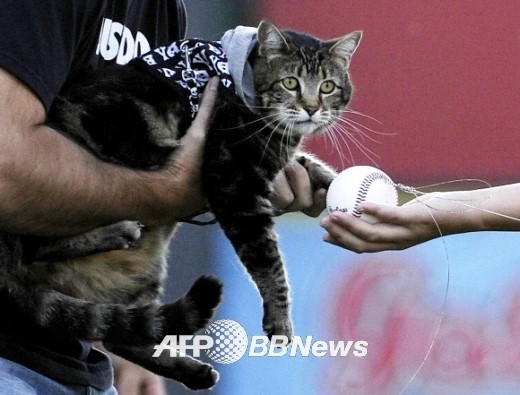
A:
175,77,219,164
183,77,219,141
162,78,219,216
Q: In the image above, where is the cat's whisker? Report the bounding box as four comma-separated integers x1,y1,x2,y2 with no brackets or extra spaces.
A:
326,113,366,162
236,96,272,111
326,125,350,168
330,122,380,166
325,123,357,167
284,119,297,162
22,19,367,391
335,115,384,144
229,114,284,146
259,115,288,164
279,116,294,163
340,106,392,132
342,107,384,125
276,117,287,161
335,122,380,157
279,123,288,162
217,112,278,131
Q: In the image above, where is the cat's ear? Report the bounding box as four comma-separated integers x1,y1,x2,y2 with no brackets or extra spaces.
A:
257,20,291,61
327,31,362,68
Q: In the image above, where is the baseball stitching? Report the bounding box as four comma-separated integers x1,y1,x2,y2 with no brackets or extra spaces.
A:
352,172,396,218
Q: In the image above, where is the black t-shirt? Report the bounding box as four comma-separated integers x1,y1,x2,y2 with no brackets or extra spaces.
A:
0,0,186,390
0,0,186,112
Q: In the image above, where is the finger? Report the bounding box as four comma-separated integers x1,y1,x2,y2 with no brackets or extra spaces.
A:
322,231,343,247
320,215,375,252
325,211,395,242
280,161,313,212
189,77,219,133
141,374,167,395
285,161,313,210
322,231,379,253
302,188,327,218
173,78,219,175
357,202,402,223
270,170,295,212
162,81,219,219
320,212,402,252
322,222,373,252
322,225,396,253
176,78,219,158
114,364,140,395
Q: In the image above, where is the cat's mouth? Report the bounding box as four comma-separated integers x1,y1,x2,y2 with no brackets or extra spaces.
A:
299,120,323,130
288,118,329,137
271,108,329,134
297,117,326,127
297,118,322,125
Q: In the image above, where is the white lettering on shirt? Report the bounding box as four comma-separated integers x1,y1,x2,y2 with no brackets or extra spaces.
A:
95,18,151,64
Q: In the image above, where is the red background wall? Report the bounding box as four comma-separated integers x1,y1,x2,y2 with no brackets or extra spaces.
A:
258,1,520,184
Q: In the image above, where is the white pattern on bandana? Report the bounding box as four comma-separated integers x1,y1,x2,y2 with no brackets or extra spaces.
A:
135,39,235,117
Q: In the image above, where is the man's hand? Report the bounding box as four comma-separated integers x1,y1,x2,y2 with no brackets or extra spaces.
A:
0,70,218,235
149,77,219,222
91,341,167,395
113,356,166,395
270,160,327,218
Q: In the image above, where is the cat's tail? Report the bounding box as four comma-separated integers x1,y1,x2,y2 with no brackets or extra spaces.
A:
1,275,223,344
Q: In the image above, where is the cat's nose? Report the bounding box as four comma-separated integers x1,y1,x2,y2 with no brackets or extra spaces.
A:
305,106,319,116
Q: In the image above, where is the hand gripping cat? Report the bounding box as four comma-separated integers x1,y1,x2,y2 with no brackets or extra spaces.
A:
2,20,361,390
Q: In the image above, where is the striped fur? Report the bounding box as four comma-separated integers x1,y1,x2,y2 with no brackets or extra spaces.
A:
2,20,360,388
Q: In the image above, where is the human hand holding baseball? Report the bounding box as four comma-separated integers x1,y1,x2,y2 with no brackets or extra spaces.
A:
326,166,398,223
320,166,452,252
320,196,441,252
322,174,520,253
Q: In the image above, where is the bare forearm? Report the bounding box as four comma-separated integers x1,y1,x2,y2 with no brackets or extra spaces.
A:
0,70,216,237
0,123,172,236
421,184,520,234
321,183,520,253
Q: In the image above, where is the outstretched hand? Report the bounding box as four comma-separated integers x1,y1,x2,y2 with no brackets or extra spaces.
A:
320,197,442,252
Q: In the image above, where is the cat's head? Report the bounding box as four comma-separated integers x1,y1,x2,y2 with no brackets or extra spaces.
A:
252,20,362,138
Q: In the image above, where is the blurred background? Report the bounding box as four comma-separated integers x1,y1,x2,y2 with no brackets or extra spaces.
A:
163,1,520,394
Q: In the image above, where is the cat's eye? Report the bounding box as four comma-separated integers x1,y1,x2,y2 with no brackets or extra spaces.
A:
320,81,336,94
282,77,299,91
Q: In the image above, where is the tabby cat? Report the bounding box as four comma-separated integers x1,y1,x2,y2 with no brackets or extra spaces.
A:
3,20,361,389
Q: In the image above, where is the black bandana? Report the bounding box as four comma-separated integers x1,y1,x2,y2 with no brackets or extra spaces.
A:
135,39,235,117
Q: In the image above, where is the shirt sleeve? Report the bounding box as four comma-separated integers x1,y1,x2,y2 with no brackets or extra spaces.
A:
0,1,103,112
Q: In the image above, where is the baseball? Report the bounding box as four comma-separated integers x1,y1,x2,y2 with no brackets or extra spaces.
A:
326,166,398,223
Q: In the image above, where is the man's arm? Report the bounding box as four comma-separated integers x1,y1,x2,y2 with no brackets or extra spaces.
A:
0,69,218,237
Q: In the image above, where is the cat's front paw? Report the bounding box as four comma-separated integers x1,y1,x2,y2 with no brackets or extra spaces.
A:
295,152,337,190
262,315,293,341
